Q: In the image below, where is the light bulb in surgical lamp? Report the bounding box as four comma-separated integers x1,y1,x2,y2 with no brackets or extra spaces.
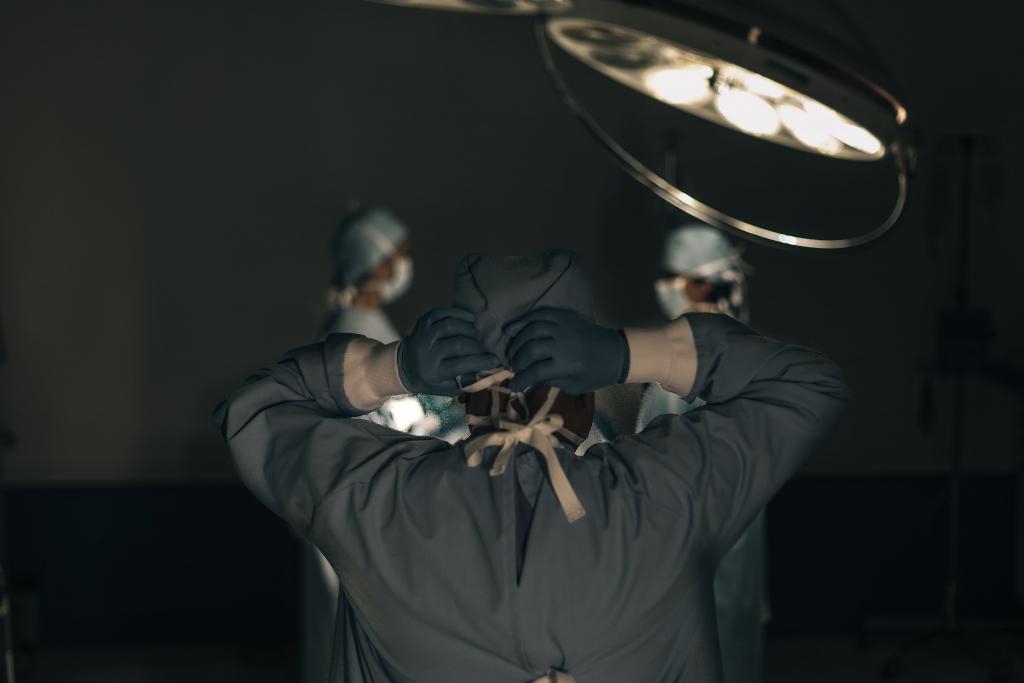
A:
714,87,780,136
803,101,883,156
778,104,841,155
643,66,713,106
832,121,883,156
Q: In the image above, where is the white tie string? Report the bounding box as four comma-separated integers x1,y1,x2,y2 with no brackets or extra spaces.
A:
461,369,586,524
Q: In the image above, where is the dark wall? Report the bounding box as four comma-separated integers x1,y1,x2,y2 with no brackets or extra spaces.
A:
6,484,300,646
1,0,1023,484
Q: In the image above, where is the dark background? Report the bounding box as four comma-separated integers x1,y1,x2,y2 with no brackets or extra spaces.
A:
1,0,1022,674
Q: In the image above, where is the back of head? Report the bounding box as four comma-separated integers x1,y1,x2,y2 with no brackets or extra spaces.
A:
452,250,596,438
452,250,594,368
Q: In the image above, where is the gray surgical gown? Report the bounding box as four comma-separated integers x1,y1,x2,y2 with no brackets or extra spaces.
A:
215,314,848,683
638,387,767,683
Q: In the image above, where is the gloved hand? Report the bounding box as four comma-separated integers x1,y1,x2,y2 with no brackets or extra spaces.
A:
398,307,500,396
503,308,629,394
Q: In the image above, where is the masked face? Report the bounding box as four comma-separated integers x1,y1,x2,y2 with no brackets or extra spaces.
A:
654,277,692,320
375,255,413,304
655,275,733,319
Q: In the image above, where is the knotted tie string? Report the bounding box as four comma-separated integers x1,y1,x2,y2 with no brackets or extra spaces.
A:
461,370,586,524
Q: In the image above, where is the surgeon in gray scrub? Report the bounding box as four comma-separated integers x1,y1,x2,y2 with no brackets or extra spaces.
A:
217,249,847,683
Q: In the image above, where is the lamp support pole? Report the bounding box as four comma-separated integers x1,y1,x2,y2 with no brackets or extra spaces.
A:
942,134,975,634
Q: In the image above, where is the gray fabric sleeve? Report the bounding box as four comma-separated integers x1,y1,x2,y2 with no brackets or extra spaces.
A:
630,313,850,557
212,333,383,533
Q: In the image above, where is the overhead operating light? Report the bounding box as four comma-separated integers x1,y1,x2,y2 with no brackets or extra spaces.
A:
360,0,915,249
546,18,884,160
536,2,916,250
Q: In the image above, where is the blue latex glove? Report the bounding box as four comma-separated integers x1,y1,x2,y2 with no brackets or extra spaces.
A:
503,308,629,394
398,307,500,396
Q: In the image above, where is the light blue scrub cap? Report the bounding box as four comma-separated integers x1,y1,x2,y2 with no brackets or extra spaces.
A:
662,224,739,283
452,250,595,368
331,207,409,287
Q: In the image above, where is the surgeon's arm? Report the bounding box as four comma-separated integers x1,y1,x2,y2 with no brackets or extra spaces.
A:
213,333,408,532
624,313,849,556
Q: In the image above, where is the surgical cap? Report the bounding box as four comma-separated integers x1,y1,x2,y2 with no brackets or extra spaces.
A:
662,224,739,283
331,207,409,288
452,250,595,368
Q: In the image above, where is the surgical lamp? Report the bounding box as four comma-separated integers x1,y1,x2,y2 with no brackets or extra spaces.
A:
362,0,915,250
